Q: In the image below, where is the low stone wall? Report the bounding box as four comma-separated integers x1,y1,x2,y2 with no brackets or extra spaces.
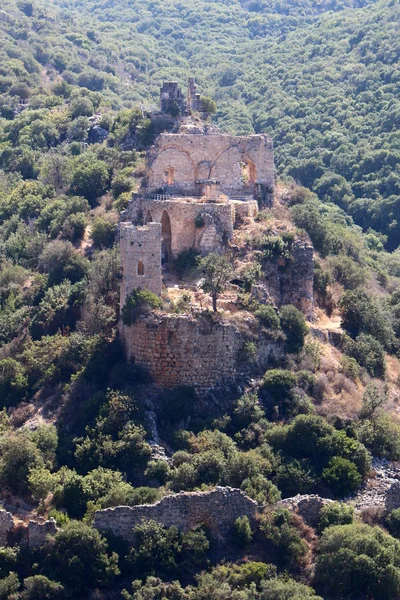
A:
277,495,334,528
93,487,258,543
122,312,283,392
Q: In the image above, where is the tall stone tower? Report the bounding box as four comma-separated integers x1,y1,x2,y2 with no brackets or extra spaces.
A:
120,222,162,309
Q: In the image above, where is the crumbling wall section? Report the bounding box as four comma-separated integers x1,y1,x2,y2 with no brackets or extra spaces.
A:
121,312,283,392
0,511,13,546
93,487,258,542
260,239,314,319
28,518,57,549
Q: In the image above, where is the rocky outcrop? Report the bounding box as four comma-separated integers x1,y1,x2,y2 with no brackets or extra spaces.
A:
93,487,258,543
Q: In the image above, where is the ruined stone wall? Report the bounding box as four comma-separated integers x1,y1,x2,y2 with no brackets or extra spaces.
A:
120,222,162,308
145,132,274,202
28,518,57,549
0,510,13,546
260,240,314,319
121,311,283,392
125,197,258,258
93,487,258,542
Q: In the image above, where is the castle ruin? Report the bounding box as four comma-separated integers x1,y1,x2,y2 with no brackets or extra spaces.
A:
118,79,313,393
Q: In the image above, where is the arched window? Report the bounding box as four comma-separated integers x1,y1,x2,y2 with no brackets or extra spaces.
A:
137,261,144,276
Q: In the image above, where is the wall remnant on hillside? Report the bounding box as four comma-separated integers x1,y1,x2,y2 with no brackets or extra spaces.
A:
93,487,258,542
258,239,314,319
0,510,13,546
121,312,283,393
28,518,57,549
277,495,334,528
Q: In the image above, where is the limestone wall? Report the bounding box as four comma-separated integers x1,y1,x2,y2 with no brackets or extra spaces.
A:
0,510,13,546
145,132,274,201
125,197,258,258
93,487,258,542
261,239,314,319
28,518,57,549
120,222,162,308
122,312,283,392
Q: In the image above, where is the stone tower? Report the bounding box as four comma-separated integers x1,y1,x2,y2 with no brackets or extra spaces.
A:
120,222,162,309
160,81,187,115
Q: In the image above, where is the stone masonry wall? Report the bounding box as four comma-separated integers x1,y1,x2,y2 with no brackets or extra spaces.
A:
120,222,162,308
122,312,283,392
261,239,314,319
28,518,57,549
93,487,258,542
145,132,274,201
125,197,258,258
0,510,13,546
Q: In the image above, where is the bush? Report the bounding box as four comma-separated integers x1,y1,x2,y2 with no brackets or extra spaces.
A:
280,305,308,353
49,522,119,593
260,369,297,420
314,524,400,599
344,334,386,378
259,509,308,572
233,515,253,547
255,305,280,329
39,240,89,286
358,413,400,461
322,457,362,497
21,575,64,600
121,288,163,325
174,248,200,279
0,358,28,407
91,216,116,249
386,509,400,539
318,502,354,532
70,159,110,205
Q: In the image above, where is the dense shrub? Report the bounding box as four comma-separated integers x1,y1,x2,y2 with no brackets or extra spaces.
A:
121,288,163,325
91,216,116,249
48,522,119,593
279,305,308,353
314,524,400,599
233,515,253,547
318,502,354,532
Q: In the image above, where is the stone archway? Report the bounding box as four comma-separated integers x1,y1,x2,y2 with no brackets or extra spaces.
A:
161,210,172,265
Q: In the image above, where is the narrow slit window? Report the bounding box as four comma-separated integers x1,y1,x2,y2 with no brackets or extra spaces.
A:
137,261,144,276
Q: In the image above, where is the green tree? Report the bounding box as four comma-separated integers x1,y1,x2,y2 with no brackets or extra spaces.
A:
49,522,119,593
197,253,233,312
314,524,400,600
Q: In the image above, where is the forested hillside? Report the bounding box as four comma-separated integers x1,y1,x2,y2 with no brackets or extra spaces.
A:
0,0,400,598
